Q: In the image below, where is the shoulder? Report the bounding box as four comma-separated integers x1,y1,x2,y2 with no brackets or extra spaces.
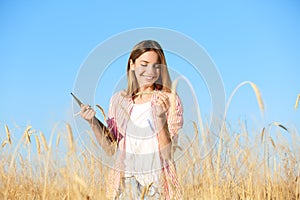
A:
110,90,127,101
109,90,131,107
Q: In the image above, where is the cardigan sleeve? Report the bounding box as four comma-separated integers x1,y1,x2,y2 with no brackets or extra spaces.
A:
167,94,184,142
106,92,124,142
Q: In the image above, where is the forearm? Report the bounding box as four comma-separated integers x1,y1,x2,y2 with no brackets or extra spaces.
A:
157,117,172,160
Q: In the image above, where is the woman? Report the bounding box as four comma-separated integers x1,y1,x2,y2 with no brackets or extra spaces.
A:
81,40,183,199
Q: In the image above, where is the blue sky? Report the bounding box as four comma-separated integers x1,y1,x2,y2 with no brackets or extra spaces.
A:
0,1,299,140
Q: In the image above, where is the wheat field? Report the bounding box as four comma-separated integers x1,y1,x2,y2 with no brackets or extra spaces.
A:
1,84,299,199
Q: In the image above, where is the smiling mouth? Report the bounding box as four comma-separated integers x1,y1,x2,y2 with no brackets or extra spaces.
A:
142,75,156,80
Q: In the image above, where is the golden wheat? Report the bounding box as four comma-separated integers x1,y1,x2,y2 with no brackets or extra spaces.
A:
35,134,41,155
24,125,32,144
40,131,49,151
295,94,300,109
0,121,299,199
5,125,11,144
66,123,74,152
0,82,299,199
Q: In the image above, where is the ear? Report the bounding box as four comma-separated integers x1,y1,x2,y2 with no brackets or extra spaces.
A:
130,59,135,71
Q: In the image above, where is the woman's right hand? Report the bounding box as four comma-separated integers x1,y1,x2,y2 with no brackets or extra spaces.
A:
80,104,96,125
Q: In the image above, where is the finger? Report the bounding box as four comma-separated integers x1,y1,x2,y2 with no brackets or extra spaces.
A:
157,91,169,99
83,111,96,121
158,92,169,98
87,109,96,118
81,106,95,119
155,98,168,112
81,104,91,112
156,95,169,110
81,109,89,119
163,96,170,108
81,104,89,109
86,109,96,120
157,92,169,104
80,105,88,116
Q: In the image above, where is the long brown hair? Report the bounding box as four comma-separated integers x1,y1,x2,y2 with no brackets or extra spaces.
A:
126,40,171,97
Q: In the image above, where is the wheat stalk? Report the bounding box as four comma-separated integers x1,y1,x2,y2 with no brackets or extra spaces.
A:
5,125,12,144
56,133,61,147
249,82,265,112
96,104,107,122
35,135,41,155
2,125,12,148
24,126,32,144
40,131,49,151
1,120,299,199
1,140,9,148
66,123,74,153
295,94,300,109
4,125,33,199
217,81,265,184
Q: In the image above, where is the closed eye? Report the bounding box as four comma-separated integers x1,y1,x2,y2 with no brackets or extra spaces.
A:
154,64,161,69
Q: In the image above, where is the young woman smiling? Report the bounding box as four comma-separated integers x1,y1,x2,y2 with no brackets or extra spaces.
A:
81,40,183,199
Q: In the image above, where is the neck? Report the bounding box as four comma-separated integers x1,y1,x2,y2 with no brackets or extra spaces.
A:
138,85,155,93
134,85,155,103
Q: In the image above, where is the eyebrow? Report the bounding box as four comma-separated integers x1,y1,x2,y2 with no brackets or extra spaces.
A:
140,60,158,64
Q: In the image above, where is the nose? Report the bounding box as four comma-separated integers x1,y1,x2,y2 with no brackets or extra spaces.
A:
146,64,157,74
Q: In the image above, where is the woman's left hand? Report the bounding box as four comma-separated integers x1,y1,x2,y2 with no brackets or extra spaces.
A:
154,91,170,118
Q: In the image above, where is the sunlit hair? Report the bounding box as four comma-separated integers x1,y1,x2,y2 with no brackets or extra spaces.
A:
126,40,171,97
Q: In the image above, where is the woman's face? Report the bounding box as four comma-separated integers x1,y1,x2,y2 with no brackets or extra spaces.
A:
130,51,161,90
